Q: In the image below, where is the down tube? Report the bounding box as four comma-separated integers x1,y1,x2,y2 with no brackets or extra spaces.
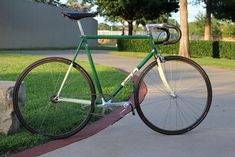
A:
110,50,155,99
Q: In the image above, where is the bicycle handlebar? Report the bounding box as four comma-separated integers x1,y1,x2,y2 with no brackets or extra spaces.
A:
146,23,182,45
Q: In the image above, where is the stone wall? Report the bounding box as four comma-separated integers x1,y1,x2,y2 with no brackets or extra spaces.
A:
0,81,25,135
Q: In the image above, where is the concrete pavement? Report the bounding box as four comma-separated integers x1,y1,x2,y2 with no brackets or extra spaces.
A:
6,50,235,157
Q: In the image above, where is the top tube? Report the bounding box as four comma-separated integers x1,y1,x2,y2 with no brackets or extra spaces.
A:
63,11,180,45
85,35,151,39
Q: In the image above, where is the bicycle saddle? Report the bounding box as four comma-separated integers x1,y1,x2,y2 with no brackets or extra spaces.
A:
62,12,96,20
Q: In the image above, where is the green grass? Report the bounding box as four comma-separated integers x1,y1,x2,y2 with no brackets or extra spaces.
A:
0,53,132,156
108,51,235,70
192,57,235,70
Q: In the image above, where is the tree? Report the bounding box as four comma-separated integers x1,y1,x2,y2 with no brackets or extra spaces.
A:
189,12,222,39
83,0,179,35
193,0,212,40
189,12,205,37
98,23,111,30
193,0,235,40
204,0,212,40
98,23,119,31
212,0,235,22
194,0,235,40
67,0,79,2
179,0,190,57
221,21,235,37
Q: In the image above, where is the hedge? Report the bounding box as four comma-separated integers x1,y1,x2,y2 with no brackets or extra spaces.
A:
117,39,235,59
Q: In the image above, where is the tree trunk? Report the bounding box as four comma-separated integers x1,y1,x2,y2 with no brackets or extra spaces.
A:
204,0,212,40
179,0,190,58
128,21,133,35
121,21,125,35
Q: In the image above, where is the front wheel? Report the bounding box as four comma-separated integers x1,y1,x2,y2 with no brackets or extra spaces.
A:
13,57,96,139
135,56,212,135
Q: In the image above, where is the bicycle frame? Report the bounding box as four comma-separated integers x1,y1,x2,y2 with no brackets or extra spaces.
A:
13,12,212,138
56,20,174,107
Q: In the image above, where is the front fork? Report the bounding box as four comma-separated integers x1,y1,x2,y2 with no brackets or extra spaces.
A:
155,56,176,98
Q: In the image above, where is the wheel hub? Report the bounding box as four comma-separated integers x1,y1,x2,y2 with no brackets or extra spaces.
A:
50,95,59,104
170,92,177,99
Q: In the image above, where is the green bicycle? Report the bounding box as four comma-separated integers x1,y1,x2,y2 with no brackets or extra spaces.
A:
13,12,212,139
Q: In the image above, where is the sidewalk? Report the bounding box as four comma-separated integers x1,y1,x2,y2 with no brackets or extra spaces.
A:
8,50,235,157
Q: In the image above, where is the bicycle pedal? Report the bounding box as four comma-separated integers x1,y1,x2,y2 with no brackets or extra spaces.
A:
119,104,135,117
131,109,135,116
119,108,126,117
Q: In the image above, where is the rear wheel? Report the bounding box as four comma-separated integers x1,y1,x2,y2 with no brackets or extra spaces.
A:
13,57,96,139
135,56,212,135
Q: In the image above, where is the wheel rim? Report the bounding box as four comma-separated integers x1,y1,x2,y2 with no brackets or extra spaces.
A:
13,58,95,138
136,56,212,134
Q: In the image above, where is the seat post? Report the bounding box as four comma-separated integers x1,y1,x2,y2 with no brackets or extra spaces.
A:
77,20,85,36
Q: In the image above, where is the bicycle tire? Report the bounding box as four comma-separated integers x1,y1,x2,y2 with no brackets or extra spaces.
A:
13,57,96,139
135,55,212,135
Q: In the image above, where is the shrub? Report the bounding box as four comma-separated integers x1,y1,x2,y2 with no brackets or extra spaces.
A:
117,39,151,52
117,39,235,60
219,41,235,59
189,40,213,57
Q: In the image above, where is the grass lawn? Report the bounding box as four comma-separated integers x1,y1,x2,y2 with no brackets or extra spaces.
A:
108,51,235,70
0,53,132,156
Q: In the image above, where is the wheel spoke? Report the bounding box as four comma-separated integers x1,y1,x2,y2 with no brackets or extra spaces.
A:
136,56,212,134
13,58,95,139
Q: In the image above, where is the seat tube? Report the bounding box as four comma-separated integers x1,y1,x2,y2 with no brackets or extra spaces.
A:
77,20,103,97
83,38,104,96
77,20,85,36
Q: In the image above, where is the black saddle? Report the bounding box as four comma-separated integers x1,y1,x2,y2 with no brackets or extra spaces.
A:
62,12,96,20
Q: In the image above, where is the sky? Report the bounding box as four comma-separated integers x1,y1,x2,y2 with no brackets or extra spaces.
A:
60,0,205,23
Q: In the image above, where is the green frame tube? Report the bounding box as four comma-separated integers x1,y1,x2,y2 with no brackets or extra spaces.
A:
73,34,158,101
86,35,150,39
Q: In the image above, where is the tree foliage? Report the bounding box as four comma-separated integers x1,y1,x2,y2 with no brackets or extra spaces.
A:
188,12,235,38
221,21,235,37
189,12,222,37
82,0,179,35
212,0,235,22
96,0,178,21
195,0,235,22
66,0,90,12
192,0,235,40
33,0,60,5
98,23,119,31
